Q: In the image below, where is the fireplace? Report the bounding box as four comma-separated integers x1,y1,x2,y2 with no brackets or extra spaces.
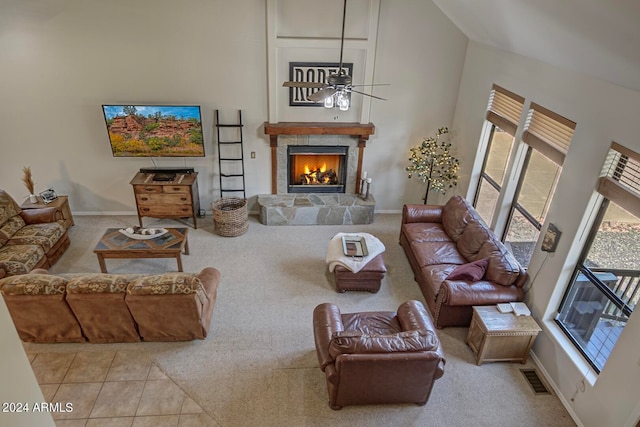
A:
287,146,348,193
260,122,376,225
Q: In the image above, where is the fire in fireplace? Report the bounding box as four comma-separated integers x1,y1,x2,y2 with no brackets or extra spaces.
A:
288,146,347,193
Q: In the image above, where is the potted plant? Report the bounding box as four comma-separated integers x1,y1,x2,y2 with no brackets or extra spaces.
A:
21,166,37,203
406,127,460,204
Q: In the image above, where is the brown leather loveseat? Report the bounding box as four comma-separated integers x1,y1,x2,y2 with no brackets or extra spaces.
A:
400,195,527,328
0,267,220,343
313,300,445,409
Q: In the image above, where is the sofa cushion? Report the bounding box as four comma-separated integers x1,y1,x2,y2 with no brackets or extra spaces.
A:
0,273,67,295
128,272,207,304
0,245,45,277
446,258,489,281
0,191,23,242
441,196,475,242
329,330,439,358
402,222,452,244
477,240,522,286
410,241,467,267
341,311,401,335
420,264,457,302
7,223,66,252
67,274,137,294
1,215,27,246
456,221,494,261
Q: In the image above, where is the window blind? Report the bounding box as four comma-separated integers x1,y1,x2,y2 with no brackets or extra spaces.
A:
485,84,525,136
598,142,640,217
521,103,576,166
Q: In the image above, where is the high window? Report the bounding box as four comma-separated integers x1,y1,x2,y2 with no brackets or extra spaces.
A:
473,85,525,225
556,143,640,373
503,103,576,268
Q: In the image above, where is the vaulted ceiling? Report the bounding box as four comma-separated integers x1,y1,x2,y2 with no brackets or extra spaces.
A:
432,0,640,92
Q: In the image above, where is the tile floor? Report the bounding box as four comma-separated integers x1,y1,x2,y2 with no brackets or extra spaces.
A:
26,350,216,426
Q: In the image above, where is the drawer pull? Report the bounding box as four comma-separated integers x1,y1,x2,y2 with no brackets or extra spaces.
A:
173,187,181,191
140,197,148,201
141,208,149,212
180,197,187,201
145,187,154,191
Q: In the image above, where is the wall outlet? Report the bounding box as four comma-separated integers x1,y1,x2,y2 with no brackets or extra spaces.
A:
251,151,256,158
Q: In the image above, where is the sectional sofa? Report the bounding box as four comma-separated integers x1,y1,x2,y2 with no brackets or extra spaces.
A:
0,267,220,343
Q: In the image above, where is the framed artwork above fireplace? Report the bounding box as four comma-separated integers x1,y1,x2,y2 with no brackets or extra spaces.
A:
288,62,353,107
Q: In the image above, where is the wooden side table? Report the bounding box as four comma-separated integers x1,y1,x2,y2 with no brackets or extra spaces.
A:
21,195,74,229
466,305,541,365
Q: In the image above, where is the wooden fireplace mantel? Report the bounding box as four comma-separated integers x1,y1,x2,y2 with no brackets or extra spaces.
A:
264,122,375,138
263,122,375,194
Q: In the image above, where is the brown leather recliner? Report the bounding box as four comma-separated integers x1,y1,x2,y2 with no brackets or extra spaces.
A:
313,300,445,410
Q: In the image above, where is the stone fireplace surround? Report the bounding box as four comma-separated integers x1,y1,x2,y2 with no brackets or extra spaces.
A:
258,122,376,225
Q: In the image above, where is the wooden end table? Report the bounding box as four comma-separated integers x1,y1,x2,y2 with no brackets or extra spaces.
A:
93,228,189,273
21,195,74,229
466,305,541,365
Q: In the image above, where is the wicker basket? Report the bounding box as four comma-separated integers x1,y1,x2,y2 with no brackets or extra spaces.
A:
211,197,248,237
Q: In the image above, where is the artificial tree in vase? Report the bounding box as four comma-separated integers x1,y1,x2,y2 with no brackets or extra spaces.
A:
406,127,460,204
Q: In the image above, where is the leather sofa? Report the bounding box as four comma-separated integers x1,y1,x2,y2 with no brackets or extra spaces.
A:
0,189,70,279
400,195,527,328
313,300,445,409
0,267,220,343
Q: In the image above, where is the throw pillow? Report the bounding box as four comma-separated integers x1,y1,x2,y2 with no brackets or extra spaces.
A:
446,258,489,281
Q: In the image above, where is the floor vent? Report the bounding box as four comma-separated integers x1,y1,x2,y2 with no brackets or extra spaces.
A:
520,369,552,395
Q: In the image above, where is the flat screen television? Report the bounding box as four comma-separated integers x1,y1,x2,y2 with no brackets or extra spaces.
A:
102,104,205,157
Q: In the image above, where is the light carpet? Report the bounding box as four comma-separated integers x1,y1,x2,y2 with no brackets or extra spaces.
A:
24,213,576,427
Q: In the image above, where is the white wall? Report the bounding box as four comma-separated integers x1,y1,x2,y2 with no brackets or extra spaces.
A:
452,41,640,427
0,0,468,213
0,0,271,212
0,298,54,426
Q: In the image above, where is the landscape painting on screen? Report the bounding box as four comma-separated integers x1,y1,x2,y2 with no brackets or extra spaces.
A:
102,105,205,157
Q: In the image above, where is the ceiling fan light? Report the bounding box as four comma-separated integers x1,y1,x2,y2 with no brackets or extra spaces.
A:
337,91,349,111
324,95,334,109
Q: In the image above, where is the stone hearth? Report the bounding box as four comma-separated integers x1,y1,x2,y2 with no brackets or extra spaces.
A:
257,194,375,226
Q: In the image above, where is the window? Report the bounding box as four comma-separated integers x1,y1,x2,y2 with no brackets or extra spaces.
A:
473,85,524,225
556,143,640,373
503,103,576,267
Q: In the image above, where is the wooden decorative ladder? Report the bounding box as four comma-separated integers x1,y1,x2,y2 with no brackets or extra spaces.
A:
215,110,246,199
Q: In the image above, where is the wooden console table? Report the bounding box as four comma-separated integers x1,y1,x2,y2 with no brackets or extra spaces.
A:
21,195,74,229
130,172,200,228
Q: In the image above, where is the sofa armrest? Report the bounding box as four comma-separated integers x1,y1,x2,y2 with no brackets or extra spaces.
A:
197,267,221,298
313,303,345,371
438,279,525,306
20,207,62,224
402,204,443,224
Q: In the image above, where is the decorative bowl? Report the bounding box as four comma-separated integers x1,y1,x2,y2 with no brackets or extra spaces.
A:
119,227,168,240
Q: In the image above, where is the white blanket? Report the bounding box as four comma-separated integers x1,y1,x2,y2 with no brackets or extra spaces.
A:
326,232,386,273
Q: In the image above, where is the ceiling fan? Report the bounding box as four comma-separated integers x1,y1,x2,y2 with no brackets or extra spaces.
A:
282,0,388,111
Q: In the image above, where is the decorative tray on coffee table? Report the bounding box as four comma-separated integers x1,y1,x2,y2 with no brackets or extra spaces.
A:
119,227,168,240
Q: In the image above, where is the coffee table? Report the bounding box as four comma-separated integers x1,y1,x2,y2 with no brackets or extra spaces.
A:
94,228,189,273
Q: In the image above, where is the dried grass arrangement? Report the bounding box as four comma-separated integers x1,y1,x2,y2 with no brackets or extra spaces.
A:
21,166,35,195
